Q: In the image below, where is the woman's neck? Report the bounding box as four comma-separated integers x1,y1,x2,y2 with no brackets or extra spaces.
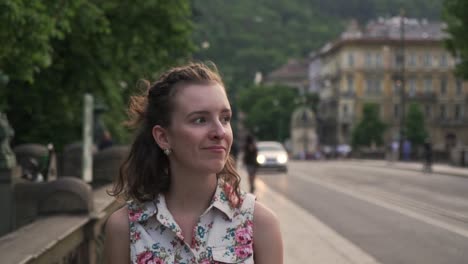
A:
165,168,218,216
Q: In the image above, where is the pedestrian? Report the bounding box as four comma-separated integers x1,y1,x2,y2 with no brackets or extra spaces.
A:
243,134,259,193
423,138,433,173
98,130,114,150
391,140,399,162
403,139,412,161
105,62,283,264
230,138,239,166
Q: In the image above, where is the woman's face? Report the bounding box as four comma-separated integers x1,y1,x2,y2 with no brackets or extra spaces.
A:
165,82,233,174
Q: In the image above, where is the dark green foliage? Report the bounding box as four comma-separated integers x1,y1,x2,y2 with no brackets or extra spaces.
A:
192,0,443,91
444,0,468,79
237,85,302,141
1,0,193,149
405,103,428,146
351,103,387,147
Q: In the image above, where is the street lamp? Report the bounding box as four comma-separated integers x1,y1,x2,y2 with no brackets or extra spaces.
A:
273,99,281,142
398,9,406,160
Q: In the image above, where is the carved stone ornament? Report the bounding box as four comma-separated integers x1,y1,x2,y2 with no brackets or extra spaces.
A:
0,112,16,169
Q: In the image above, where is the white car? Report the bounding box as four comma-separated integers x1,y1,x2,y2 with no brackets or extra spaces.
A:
256,141,288,172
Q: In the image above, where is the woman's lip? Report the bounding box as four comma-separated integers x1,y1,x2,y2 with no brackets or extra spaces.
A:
204,146,226,150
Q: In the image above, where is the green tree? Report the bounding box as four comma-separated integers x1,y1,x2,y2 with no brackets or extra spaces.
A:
192,0,444,91
405,103,428,146
351,103,387,147
237,85,300,141
2,0,193,149
444,0,468,78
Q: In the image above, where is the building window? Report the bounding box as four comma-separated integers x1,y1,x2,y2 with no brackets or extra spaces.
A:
440,77,447,95
393,82,398,94
394,104,399,118
424,78,432,93
347,75,354,93
366,79,372,94
366,52,372,67
440,104,447,120
348,53,354,67
425,105,431,118
408,78,417,96
424,52,432,67
455,104,462,120
376,79,382,94
343,104,348,116
394,52,403,68
456,79,463,95
408,52,416,67
375,53,382,67
366,77,382,95
440,53,448,67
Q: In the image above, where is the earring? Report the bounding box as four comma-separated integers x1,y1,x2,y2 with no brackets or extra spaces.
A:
163,148,172,156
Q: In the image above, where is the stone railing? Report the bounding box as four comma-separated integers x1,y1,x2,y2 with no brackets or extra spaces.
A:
0,183,122,264
0,144,129,264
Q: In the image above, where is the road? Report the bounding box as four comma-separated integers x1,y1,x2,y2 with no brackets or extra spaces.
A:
257,161,468,264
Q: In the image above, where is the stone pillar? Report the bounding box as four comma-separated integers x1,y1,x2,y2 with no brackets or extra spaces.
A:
13,177,93,230
0,112,20,236
0,166,21,236
62,142,97,178
93,145,129,184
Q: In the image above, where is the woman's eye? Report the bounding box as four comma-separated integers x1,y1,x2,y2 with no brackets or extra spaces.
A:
222,116,231,124
194,117,206,124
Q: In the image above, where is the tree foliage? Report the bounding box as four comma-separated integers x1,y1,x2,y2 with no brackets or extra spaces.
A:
404,103,428,146
237,85,302,142
351,103,387,147
444,0,468,79
1,0,193,149
191,0,444,90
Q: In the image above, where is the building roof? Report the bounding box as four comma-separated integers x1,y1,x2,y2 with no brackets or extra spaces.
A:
320,17,448,56
265,59,308,82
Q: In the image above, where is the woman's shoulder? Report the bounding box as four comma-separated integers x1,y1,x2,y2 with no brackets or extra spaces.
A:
106,205,130,235
253,201,283,263
105,206,131,263
253,201,280,229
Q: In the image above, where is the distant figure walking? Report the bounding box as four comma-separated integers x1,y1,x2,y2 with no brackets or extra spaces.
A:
230,139,239,166
391,140,399,162
98,130,114,150
243,134,258,193
402,139,412,161
423,138,433,173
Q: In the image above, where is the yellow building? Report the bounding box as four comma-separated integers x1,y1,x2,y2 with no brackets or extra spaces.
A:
317,18,468,151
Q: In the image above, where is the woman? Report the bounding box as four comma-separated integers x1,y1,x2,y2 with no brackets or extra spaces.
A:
105,63,283,264
243,134,258,193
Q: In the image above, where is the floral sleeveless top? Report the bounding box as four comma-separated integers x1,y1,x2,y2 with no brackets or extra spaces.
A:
127,181,256,264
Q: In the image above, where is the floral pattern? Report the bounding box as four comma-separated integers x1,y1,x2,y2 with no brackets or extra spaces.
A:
128,180,256,264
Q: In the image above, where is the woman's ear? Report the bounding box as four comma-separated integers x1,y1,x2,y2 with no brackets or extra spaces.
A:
152,125,170,150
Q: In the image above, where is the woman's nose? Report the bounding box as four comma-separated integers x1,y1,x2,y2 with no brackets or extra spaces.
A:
209,120,226,140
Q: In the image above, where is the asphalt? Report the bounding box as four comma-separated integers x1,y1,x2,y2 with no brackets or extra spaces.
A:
239,160,468,264
239,166,381,264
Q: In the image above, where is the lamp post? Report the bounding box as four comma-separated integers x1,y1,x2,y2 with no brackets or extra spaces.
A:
273,99,281,142
398,9,406,160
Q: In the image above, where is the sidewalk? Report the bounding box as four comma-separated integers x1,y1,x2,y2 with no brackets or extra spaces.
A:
239,170,381,264
349,159,468,178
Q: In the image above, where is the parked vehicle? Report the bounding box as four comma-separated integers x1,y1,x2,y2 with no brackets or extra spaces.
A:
256,141,288,172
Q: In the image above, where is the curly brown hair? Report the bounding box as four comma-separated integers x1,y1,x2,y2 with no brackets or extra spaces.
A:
109,62,242,207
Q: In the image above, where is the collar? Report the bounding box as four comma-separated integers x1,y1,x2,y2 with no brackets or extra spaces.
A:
133,179,236,224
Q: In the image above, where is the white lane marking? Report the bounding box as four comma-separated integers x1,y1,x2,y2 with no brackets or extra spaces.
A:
291,169,468,239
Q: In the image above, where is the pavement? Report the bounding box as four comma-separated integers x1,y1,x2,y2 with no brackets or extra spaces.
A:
348,159,468,178
239,160,468,264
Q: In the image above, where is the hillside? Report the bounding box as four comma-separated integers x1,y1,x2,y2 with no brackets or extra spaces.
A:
191,0,444,89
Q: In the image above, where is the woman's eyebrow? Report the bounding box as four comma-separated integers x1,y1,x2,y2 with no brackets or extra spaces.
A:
186,110,209,118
